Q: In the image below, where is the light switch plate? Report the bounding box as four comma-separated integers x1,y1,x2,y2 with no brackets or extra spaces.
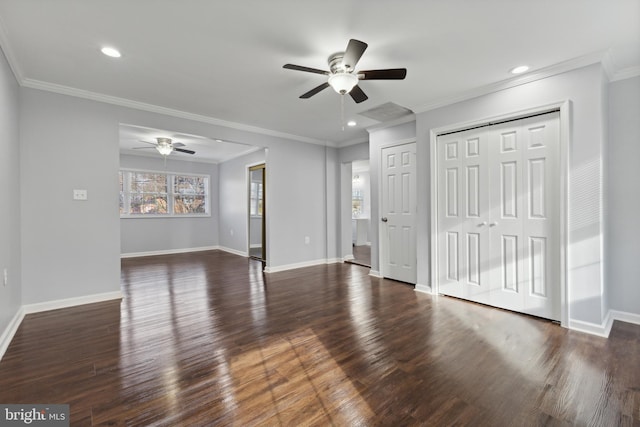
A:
73,189,88,200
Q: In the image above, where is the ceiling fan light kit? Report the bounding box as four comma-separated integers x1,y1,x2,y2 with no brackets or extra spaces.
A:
156,141,173,156
135,137,196,157
328,72,358,94
283,39,407,104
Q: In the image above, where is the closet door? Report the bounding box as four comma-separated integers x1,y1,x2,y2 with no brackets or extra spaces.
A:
437,129,491,304
437,112,560,321
487,113,560,320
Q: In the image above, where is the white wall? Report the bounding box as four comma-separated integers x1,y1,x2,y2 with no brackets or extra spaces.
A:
370,64,610,326
607,76,640,316
119,154,219,255
0,46,21,337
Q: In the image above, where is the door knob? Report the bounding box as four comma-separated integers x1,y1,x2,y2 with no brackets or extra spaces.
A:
381,217,388,222
489,222,498,227
479,221,487,227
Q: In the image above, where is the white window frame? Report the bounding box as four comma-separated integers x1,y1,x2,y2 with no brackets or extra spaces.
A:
120,168,211,218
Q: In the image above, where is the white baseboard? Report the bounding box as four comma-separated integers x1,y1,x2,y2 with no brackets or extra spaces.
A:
0,290,123,362
568,309,640,338
610,310,640,326
369,270,382,278
264,258,339,274
23,290,124,315
218,246,248,257
568,311,613,338
121,246,219,258
343,254,355,262
249,244,262,249
0,307,25,362
414,284,433,294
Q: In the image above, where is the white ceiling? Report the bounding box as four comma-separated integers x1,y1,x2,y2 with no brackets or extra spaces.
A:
0,1,638,157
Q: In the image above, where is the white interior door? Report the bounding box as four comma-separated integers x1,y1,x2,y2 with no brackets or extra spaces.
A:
437,112,560,320
437,129,491,304
381,142,417,283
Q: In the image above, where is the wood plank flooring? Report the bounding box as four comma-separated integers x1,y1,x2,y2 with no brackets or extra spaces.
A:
0,250,638,426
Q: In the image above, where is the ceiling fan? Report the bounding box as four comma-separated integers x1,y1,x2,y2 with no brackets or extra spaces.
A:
283,39,407,103
134,137,196,156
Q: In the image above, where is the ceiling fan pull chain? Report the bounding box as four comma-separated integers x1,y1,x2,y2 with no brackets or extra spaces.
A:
341,94,345,131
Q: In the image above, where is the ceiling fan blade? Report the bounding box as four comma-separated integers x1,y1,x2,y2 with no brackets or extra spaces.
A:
172,142,185,147
283,64,329,75
359,68,407,80
349,85,368,103
131,147,156,150
342,39,368,70
139,140,157,145
300,82,330,99
174,148,195,155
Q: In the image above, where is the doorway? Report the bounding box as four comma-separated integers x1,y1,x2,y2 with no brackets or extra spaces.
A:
248,164,266,262
346,160,371,267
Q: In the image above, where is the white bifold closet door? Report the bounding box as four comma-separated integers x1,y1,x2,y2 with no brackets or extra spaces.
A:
437,112,560,320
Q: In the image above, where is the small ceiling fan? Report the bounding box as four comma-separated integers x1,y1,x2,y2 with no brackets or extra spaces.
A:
283,39,407,103
134,137,196,156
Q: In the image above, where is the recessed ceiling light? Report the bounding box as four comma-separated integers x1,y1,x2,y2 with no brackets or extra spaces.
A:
101,47,121,58
347,120,357,127
510,65,529,74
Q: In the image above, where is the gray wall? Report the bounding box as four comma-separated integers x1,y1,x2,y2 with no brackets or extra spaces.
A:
370,64,610,326
119,154,219,254
607,76,640,315
0,47,21,335
218,149,266,255
338,142,369,260
18,86,340,304
369,121,416,276
20,89,122,304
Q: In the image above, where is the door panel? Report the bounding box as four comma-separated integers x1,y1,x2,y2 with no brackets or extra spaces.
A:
381,142,417,283
438,130,491,303
437,112,560,320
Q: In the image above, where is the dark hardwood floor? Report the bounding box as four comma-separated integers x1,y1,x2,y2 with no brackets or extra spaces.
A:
346,244,371,268
1,250,638,425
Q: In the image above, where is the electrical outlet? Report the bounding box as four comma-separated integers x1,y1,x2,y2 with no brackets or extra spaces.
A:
304,236,310,245
230,229,234,236
3,268,7,287
73,189,88,200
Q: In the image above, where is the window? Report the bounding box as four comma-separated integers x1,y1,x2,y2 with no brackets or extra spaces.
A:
250,181,263,216
120,169,209,217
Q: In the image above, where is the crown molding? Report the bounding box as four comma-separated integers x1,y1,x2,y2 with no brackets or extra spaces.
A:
610,65,640,82
411,51,608,115
0,16,23,83
21,78,331,147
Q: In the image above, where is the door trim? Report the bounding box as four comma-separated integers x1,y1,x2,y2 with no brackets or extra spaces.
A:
378,137,417,280
429,101,570,327
247,162,266,262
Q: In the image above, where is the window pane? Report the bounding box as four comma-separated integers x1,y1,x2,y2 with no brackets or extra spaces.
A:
174,196,206,214
131,173,167,193
174,175,206,195
130,194,168,214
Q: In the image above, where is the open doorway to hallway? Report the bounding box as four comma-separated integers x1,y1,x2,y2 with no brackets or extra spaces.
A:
347,160,371,267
